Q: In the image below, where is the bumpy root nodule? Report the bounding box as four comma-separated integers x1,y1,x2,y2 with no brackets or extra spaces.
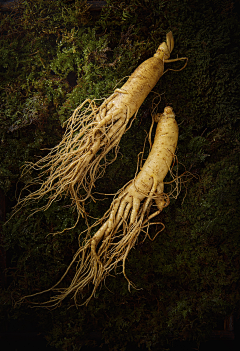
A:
13,96,134,223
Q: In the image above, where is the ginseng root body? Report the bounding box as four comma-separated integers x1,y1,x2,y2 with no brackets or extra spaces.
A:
23,106,178,307
14,32,185,220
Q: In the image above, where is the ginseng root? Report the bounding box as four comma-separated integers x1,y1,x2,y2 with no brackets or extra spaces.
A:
20,106,179,307
13,32,186,222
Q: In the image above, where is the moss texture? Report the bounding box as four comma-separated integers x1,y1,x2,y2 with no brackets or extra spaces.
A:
1,0,240,350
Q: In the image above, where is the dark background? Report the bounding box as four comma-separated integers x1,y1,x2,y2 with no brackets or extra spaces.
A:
0,0,240,350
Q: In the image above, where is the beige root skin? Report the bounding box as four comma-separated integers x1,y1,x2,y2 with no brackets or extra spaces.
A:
18,107,179,308
12,32,186,224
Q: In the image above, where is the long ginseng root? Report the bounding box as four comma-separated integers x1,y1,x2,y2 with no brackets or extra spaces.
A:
19,106,179,307
13,32,186,222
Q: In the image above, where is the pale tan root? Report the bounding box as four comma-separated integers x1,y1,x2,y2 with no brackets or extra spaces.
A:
17,177,169,308
15,167,181,308
10,32,187,228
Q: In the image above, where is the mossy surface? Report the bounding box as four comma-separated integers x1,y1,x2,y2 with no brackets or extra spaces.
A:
1,0,240,350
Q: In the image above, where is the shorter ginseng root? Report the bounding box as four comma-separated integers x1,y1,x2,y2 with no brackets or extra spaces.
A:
16,106,180,307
